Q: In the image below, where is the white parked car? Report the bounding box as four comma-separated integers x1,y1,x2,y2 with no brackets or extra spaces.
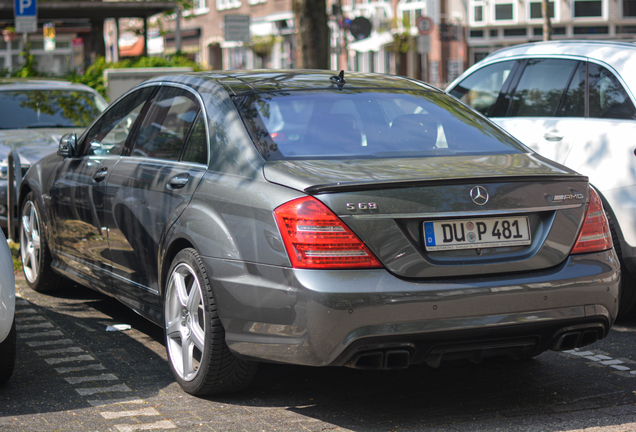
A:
447,40,636,317
0,229,15,383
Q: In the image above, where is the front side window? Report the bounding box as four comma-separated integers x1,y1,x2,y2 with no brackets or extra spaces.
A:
508,59,579,117
234,90,526,160
131,86,201,161
588,63,636,120
449,60,517,116
0,89,106,130
82,86,156,156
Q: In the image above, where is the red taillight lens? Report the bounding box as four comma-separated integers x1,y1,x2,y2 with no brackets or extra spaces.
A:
570,187,613,255
274,196,383,269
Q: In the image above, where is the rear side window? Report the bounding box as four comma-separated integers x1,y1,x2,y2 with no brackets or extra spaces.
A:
508,58,580,117
588,63,636,120
131,86,201,161
448,61,516,116
234,90,526,160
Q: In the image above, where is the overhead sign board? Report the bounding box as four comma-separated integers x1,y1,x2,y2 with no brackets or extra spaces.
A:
224,15,250,43
14,0,37,34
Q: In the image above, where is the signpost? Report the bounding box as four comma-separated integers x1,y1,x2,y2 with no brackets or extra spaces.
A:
14,0,37,34
416,16,433,54
224,15,250,43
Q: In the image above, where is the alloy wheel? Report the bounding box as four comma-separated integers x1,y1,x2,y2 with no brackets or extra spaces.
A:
165,262,206,382
20,200,41,284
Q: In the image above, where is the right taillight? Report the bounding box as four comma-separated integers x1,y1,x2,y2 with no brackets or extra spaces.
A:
570,187,613,255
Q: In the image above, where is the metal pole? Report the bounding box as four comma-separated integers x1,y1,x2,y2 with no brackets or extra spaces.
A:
6,151,21,242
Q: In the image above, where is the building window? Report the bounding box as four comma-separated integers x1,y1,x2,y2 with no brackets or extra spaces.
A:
492,0,516,22
470,0,486,25
470,29,484,37
503,28,527,36
533,26,566,36
573,0,603,17
475,5,483,21
623,0,636,16
495,3,513,19
617,24,636,33
216,0,241,11
573,25,608,33
529,1,554,19
490,29,499,37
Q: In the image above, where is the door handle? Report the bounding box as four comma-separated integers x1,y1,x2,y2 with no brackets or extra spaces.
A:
543,132,563,142
168,174,190,189
93,167,108,182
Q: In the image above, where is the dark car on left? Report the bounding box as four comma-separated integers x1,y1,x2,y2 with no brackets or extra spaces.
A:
0,79,107,234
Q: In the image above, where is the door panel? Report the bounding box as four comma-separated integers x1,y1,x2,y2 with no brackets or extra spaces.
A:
104,86,207,307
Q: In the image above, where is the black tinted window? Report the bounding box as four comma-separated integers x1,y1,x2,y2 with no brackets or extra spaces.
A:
235,90,526,160
131,87,200,161
588,63,636,120
449,61,516,116
0,89,106,129
509,59,579,117
559,62,586,117
82,86,155,156
181,113,208,164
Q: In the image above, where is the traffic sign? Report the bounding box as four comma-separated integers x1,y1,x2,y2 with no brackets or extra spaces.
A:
416,16,434,35
349,16,372,40
14,0,37,34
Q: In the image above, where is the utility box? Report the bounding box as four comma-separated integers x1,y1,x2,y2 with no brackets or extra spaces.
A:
104,67,193,102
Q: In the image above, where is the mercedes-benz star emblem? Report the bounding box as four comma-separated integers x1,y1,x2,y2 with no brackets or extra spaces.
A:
470,185,489,206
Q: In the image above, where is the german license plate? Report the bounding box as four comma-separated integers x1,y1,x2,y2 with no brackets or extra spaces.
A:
424,216,531,251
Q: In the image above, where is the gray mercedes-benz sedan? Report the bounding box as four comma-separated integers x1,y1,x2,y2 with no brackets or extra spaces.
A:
18,70,619,396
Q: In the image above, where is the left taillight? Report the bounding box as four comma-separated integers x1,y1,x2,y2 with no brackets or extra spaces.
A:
570,187,613,255
273,196,383,269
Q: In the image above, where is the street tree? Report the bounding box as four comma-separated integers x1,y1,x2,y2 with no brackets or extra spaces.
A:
293,0,330,69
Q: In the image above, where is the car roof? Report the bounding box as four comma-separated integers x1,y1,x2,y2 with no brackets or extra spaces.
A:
474,40,636,94
0,78,98,92
146,70,440,95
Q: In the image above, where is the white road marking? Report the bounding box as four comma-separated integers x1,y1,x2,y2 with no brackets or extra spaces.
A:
100,408,160,419
45,354,95,365
114,420,176,432
88,398,145,407
65,374,119,384
36,347,84,356
75,384,132,396
26,339,73,347
16,315,45,322
601,359,625,365
564,349,634,376
18,330,64,339
55,364,107,374
611,365,631,371
16,322,54,330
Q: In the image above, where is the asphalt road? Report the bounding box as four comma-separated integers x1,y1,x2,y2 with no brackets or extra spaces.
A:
1,273,635,432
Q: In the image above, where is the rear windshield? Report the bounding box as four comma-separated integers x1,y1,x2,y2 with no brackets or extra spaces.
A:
0,89,107,129
234,90,526,160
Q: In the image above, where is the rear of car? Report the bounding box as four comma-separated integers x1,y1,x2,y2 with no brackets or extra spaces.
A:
445,41,636,317
203,76,619,370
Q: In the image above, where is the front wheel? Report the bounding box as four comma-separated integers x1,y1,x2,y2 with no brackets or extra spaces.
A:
20,192,63,293
164,248,257,396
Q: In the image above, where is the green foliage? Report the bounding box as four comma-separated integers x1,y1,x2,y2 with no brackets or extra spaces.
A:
7,240,21,273
12,42,40,78
66,55,203,100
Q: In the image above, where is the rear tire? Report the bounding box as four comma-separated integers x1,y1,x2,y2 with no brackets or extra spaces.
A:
164,248,258,396
0,318,16,384
607,215,636,318
20,192,63,293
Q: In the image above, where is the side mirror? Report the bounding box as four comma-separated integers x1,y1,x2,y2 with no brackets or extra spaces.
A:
58,133,77,157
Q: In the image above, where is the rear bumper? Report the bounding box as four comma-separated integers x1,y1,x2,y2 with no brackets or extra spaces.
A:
202,249,620,368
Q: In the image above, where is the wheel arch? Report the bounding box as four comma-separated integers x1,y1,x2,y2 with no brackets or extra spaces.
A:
160,237,196,299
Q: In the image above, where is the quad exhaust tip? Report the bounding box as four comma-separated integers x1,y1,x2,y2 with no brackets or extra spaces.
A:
350,350,411,370
551,328,600,351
